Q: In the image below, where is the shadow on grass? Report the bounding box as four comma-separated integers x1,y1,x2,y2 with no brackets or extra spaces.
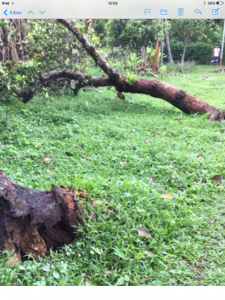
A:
32,93,182,119
7,91,209,128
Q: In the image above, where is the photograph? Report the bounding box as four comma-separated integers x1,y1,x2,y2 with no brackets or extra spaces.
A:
0,17,225,287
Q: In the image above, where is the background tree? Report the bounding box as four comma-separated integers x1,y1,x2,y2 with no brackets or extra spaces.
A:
105,19,128,49
119,20,157,50
0,19,28,62
164,19,173,64
170,19,215,63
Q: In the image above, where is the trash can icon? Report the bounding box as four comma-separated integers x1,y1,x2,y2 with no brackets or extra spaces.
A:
178,8,184,16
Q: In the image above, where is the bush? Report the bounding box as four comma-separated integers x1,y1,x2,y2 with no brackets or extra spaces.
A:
170,42,218,65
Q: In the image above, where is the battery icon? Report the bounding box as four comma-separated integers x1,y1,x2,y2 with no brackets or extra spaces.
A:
216,1,224,4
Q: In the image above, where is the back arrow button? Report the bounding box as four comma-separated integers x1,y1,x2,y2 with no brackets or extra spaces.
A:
4,9,7,16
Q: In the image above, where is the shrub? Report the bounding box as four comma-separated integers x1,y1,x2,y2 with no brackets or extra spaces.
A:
170,42,220,65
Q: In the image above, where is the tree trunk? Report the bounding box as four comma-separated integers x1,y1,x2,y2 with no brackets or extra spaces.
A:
1,21,11,61
123,78,225,120
141,46,147,70
14,19,25,61
12,68,225,120
0,171,83,259
151,41,161,70
181,37,188,64
0,20,27,62
164,19,174,64
9,39,20,61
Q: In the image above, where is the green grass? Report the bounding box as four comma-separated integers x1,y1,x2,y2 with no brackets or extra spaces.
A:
0,65,225,286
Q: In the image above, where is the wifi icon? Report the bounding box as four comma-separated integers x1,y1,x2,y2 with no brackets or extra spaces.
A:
11,2,14,4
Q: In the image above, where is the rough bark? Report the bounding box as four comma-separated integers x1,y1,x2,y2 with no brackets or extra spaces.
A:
123,78,225,120
0,171,83,259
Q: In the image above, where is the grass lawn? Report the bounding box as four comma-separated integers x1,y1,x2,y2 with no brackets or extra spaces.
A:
0,65,225,286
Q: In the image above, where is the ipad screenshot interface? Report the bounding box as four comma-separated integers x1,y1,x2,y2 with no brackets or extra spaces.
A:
0,0,225,287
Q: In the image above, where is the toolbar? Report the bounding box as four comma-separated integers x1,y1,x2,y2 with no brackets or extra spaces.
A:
1,0,225,18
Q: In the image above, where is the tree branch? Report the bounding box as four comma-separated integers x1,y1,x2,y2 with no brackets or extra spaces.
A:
57,19,125,89
11,69,114,103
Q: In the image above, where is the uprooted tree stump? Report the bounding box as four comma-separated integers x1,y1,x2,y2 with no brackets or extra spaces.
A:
0,171,83,260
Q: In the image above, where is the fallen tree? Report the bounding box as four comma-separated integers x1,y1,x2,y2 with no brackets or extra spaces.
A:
0,171,83,259
12,68,225,120
10,19,225,120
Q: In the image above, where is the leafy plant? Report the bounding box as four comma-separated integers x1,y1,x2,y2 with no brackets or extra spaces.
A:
125,71,136,85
